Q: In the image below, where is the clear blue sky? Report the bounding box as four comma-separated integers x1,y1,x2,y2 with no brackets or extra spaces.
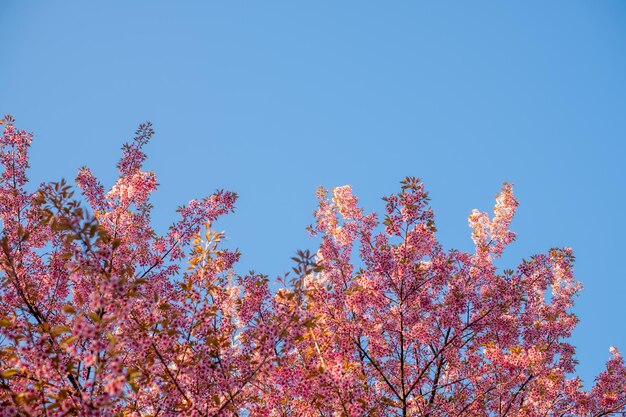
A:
1,1,625,388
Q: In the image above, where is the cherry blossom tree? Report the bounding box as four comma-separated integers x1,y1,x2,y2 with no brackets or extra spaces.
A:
0,116,623,416
263,181,626,416
0,116,303,416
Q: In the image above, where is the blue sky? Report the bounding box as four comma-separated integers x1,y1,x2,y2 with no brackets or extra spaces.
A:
1,1,625,387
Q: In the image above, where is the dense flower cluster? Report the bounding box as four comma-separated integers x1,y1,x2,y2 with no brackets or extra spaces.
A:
0,117,623,416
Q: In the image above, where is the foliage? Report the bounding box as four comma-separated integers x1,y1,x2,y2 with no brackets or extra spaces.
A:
0,117,623,416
